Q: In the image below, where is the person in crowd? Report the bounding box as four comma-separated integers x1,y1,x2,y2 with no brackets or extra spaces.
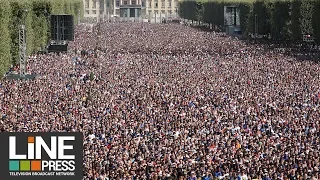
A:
0,21,319,180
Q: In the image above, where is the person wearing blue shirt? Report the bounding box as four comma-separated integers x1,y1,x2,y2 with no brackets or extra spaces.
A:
215,171,222,178
202,172,212,180
188,171,197,180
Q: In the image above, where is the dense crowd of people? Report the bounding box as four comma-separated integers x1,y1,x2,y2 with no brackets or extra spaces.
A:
1,21,320,180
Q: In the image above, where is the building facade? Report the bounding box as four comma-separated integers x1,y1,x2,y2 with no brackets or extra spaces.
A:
145,0,179,18
83,0,113,22
83,0,179,21
114,0,146,18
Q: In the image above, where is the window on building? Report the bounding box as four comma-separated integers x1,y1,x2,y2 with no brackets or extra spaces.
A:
107,1,110,7
100,0,105,11
86,10,90,14
168,0,171,7
132,0,136,5
124,0,128,5
142,0,145,7
161,0,165,7
116,0,120,7
85,0,90,8
92,10,97,14
226,7,233,13
155,0,158,8
148,0,151,8
130,8,135,17
93,0,97,8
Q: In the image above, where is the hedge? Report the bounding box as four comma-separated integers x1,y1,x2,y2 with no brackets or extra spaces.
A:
0,0,83,75
179,0,320,44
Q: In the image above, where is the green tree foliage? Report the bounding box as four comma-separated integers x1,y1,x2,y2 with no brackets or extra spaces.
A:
0,0,12,76
202,2,212,25
179,0,319,44
25,2,35,56
187,1,197,21
239,3,252,35
253,0,271,36
74,1,84,22
270,1,290,41
300,0,314,35
291,0,302,42
32,0,51,50
33,14,49,50
312,0,320,44
202,1,225,31
196,2,204,24
0,0,83,77
51,0,65,14
217,2,225,29
9,0,28,65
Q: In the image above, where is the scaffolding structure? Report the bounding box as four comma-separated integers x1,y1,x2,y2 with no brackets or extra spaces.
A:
19,25,26,77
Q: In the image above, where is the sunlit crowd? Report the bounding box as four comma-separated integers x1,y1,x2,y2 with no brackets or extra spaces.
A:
0,21,319,180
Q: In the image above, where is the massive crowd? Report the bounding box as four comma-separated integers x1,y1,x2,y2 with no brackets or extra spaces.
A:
1,22,320,180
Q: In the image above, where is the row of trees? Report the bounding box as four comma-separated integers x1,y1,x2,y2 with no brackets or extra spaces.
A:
179,0,320,44
0,0,83,77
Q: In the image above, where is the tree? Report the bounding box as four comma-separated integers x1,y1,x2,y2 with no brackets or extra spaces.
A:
312,0,320,44
300,1,314,36
253,0,271,36
290,0,302,42
239,2,252,36
0,0,12,76
196,2,204,25
270,1,290,41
